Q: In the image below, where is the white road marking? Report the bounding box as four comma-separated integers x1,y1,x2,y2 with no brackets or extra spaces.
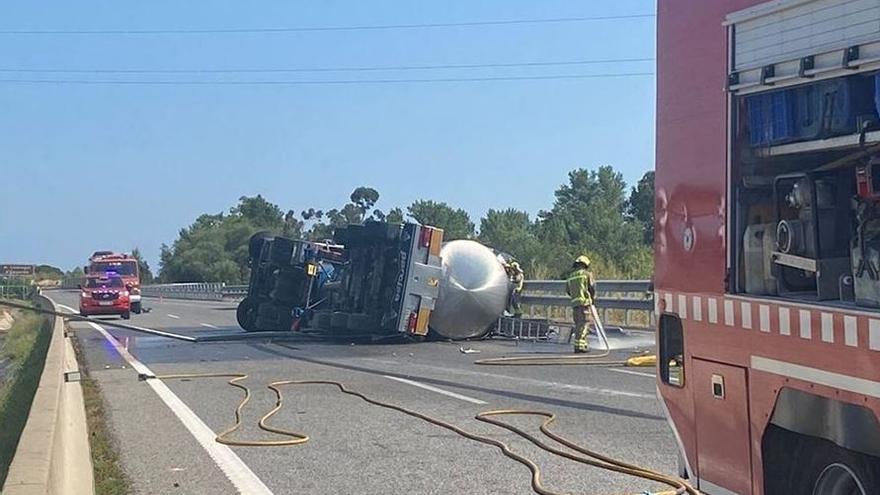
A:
200,323,219,329
608,368,655,378
383,375,488,405
364,359,654,399
167,314,181,319
57,305,272,495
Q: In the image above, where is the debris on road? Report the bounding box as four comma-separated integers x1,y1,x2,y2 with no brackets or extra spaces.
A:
459,346,481,354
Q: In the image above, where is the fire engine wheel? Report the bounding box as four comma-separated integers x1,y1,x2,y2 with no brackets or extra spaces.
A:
798,439,880,495
121,312,131,320
236,297,260,332
812,463,870,495
131,301,142,314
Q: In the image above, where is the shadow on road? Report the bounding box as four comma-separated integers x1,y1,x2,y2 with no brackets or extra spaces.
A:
254,342,663,422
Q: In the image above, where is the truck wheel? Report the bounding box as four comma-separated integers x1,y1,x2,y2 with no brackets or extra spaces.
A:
794,436,879,495
249,231,274,259
131,301,142,314
236,297,260,332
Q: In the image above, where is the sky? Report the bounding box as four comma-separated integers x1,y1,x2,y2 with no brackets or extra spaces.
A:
0,1,656,271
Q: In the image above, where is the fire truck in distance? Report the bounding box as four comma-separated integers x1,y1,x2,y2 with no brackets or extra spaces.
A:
656,1,880,494
79,274,131,319
86,252,142,314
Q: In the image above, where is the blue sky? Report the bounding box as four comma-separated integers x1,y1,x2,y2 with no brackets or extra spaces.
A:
0,1,656,271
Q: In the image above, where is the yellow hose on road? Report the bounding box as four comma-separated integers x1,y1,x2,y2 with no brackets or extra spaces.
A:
145,372,698,495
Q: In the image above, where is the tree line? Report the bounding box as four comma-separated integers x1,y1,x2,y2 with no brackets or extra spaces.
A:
157,165,654,283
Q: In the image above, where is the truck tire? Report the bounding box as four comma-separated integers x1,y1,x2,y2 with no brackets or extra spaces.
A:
799,440,879,495
131,301,142,314
767,425,880,495
249,231,274,259
237,297,260,332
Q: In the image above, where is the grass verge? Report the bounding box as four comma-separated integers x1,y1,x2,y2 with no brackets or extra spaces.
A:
71,331,131,495
0,307,52,486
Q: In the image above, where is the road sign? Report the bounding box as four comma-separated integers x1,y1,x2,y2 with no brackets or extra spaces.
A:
0,264,35,277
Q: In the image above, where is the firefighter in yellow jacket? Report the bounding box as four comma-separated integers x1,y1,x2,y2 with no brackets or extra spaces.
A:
566,255,596,353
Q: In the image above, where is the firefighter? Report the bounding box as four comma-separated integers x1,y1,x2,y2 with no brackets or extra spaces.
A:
507,261,525,318
566,255,596,353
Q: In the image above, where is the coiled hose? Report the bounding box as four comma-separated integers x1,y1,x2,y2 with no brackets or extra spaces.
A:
142,372,699,495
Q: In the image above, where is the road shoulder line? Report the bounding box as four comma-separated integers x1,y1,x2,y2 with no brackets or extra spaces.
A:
57,305,272,495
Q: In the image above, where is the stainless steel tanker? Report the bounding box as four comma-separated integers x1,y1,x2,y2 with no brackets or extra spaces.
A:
429,240,511,340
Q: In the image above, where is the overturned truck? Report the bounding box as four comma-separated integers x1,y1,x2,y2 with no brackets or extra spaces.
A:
236,222,511,340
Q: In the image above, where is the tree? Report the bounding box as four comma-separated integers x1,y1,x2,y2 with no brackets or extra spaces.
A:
231,195,284,229
478,209,541,274
350,187,380,220
407,200,475,240
34,265,64,280
130,247,154,284
159,196,291,283
386,207,404,224
535,166,647,278
628,171,655,245
282,210,304,238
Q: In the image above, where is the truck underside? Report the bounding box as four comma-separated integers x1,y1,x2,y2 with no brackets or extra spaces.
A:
237,222,444,340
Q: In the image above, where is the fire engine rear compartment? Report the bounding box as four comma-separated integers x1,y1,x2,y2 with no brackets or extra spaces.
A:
725,0,880,311
731,70,880,310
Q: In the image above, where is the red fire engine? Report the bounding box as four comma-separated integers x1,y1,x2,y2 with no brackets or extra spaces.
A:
657,1,880,494
86,252,142,314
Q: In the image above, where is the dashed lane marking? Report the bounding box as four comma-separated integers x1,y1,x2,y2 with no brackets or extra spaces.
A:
608,368,655,378
383,375,488,405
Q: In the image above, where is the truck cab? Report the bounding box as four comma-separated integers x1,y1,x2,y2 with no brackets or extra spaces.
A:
80,274,131,319
87,252,141,314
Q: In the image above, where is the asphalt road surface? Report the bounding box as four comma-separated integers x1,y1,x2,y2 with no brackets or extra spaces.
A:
49,290,677,495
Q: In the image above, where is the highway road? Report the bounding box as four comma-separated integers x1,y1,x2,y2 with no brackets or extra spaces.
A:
49,290,677,495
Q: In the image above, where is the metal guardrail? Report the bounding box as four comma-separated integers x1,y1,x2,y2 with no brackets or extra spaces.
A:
519,279,654,330
141,283,228,301
139,280,655,328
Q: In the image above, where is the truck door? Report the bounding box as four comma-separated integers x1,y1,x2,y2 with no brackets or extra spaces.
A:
692,359,752,495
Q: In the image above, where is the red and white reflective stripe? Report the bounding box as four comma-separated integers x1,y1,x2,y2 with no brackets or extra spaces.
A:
657,291,880,352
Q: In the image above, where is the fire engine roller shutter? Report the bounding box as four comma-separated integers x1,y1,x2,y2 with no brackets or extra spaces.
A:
727,0,880,94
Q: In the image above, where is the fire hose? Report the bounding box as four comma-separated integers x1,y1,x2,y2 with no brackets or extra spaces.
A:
2,300,691,494
139,372,699,495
